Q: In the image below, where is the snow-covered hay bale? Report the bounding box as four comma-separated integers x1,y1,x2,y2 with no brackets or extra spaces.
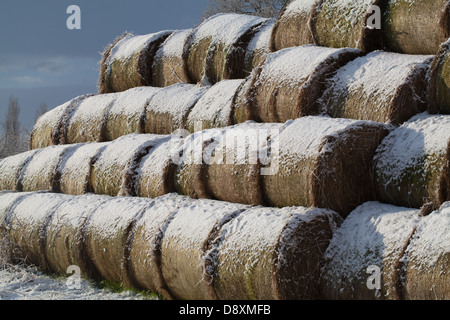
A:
174,128,224,199
91,134,168,197
30,95,91,149
320,51,433,125
98,31,173,94
55,142,108,195
145,83,208,135
152,29,193,87
185,79,245,133
128,194,194,297
383,0,450,55
184,13,268,84
44,194,109,278
18,144,77,193
213,206,341,300
250,45,362,123
320,202,420,300
374,113,450,210
428,39,450,114
313,0,386,52
64,93,118,144
232,76,256,124
6,192,71,270
244,19,275,72
262,116,390,216
270,0,319,51
205,122,283,206
83,196,152,286
404,202,450,300
0,149,41,191
104,87,162,141
161,199,249,300
135,136,182,199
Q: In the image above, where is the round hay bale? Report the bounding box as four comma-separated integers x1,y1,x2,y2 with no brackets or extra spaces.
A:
262,116,391,217
184,13,268,84
313,0,387,52
104,87,162,142
55,142,108,195
6,192,71,270
18,144,78,193
152,29,193,87
145,83,209,135
428,39,450,115
0,149,41,191
250,45,362,123
270,0,320,52
44,194,110,278
244,19,275,73
374,113,450,210
135,136,183,199
64,93,118,144
83,196,153,286
30,95,92,150
205,122,284,206
128,193,195,297
185,79,245,133
173,128,225,199
160,199,249,300
320,201,420,300
91,133,168,197
232,75,257,124
404,202,450,300
213,206,341,300
320,51,433,125
98,31,173,94
383,0,450,55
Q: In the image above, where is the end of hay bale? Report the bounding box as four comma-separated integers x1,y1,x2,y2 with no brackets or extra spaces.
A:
427,39,450,115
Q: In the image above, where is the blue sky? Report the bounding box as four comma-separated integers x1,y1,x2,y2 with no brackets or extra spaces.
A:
0,0,209,128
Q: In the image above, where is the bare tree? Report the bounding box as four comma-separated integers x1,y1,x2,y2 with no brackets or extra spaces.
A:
203,0,290,19
0,95,30,158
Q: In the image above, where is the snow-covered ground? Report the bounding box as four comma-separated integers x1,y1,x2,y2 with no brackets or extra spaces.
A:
0,262,156,300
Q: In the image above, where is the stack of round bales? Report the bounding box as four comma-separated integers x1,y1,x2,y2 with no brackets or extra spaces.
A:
184,13,268,85
239,45,362,123
98,31,173,94
270,0,320,51
428,39,450,114
152,29,193,87
373,113,450,210
320,201,420,300
262,116,391,216
312,0,387,52
383,0,450,55
320,51,433,125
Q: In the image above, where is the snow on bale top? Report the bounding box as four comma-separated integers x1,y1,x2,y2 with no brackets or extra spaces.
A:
374,112,450,209
244,19,275,72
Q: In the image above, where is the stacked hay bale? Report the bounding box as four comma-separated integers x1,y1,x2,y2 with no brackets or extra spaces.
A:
91,133,169,197
312,0,387,52
373,113,450,210
320,201,420,300
152,29,193,87
383,0,450,55
0,149,41,191
145,83,209,134
212,206,341,300
239,45,362,123
185,79,245,132
184,13,268,85
30,95,92,149
104,86,162,141
98,31,173,94
270,0,320,51
403,202,450,300
428,39,450,114
244,19,275,72
262,116,391,216
320,51,433,125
